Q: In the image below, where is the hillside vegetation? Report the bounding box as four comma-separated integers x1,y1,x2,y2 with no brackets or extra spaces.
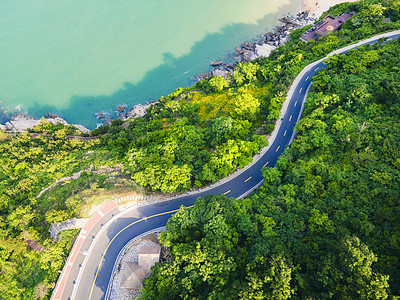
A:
92,0,400,193
141,37,400,299
0,0,399,298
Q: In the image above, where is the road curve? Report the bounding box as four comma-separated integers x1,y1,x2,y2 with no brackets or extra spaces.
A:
58,30,400,300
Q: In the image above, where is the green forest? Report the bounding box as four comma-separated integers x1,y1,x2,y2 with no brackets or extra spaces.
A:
141,36,400,299
0,0,399,298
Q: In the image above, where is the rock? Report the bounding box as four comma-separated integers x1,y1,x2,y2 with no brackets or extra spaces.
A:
74,124,90,134
45,113,60,118
119,114,128,121
225,65,235,72
5,122,14,131
116,105,126,112
257,39,265,45
210,61,223,66
265,33,273,41
124,102,159,120
242,41,254,51
95,112,106,119
4,114,40,132
197,73,212,80
126,108,136,119
48,117,68,126
0,124,6,131
242,50,254,63
212,69,230,78
252,44,276,59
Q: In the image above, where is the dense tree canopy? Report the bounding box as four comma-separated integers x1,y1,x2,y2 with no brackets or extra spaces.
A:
1,0,400,298
141,35,400,299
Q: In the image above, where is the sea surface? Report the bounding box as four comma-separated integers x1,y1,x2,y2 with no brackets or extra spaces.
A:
0,0,300,128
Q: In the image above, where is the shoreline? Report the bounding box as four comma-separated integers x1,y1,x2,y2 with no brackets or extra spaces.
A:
301,0,359,18
0,0,355,134
196,11,315,81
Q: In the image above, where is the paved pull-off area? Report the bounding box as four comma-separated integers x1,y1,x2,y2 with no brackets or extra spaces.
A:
52,30,400,300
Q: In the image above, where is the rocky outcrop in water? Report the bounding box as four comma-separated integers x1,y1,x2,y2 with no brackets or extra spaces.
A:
1,113,90,133
113,102,159,121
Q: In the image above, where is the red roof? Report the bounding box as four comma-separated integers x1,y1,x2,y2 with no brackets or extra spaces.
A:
26,240,45,252
301,12,355,42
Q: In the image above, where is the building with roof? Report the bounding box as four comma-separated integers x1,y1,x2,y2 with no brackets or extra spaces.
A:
121,244,161,290
120,262,147,290
301,12,355,42
138,245,161,275
26,239,46,252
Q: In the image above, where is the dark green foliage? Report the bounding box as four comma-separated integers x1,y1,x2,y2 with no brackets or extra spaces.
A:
141,37,400,299
2,1,400,298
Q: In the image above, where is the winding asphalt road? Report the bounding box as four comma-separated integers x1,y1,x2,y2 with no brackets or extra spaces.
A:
59,30,400,300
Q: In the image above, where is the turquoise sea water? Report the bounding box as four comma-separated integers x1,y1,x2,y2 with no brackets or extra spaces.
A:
0,0,300,128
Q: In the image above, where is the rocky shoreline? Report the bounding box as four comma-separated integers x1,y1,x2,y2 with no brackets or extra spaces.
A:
198,11,316,80
111,12,318,124
0,11,317,134
95,101,159,124
0,113,90,134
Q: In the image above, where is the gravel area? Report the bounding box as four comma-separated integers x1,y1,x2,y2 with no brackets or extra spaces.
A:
107,228,165,300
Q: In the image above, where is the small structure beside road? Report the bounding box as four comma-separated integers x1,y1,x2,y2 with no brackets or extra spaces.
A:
120,263,147,290
301,12,355,42
121,244,161,291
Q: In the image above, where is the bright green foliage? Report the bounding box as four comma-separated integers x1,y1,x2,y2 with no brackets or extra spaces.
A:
123,84,268,191
0,128,104,299
239,255,294,300
140,195,245,299
201,138,264,182
132,163,191,193
355,3,386,26
234,62,260,83
125,111,267,190
312,35,339,56
164,100,180,114
233,92,260,119
208,75,229,92
205,116,233,147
